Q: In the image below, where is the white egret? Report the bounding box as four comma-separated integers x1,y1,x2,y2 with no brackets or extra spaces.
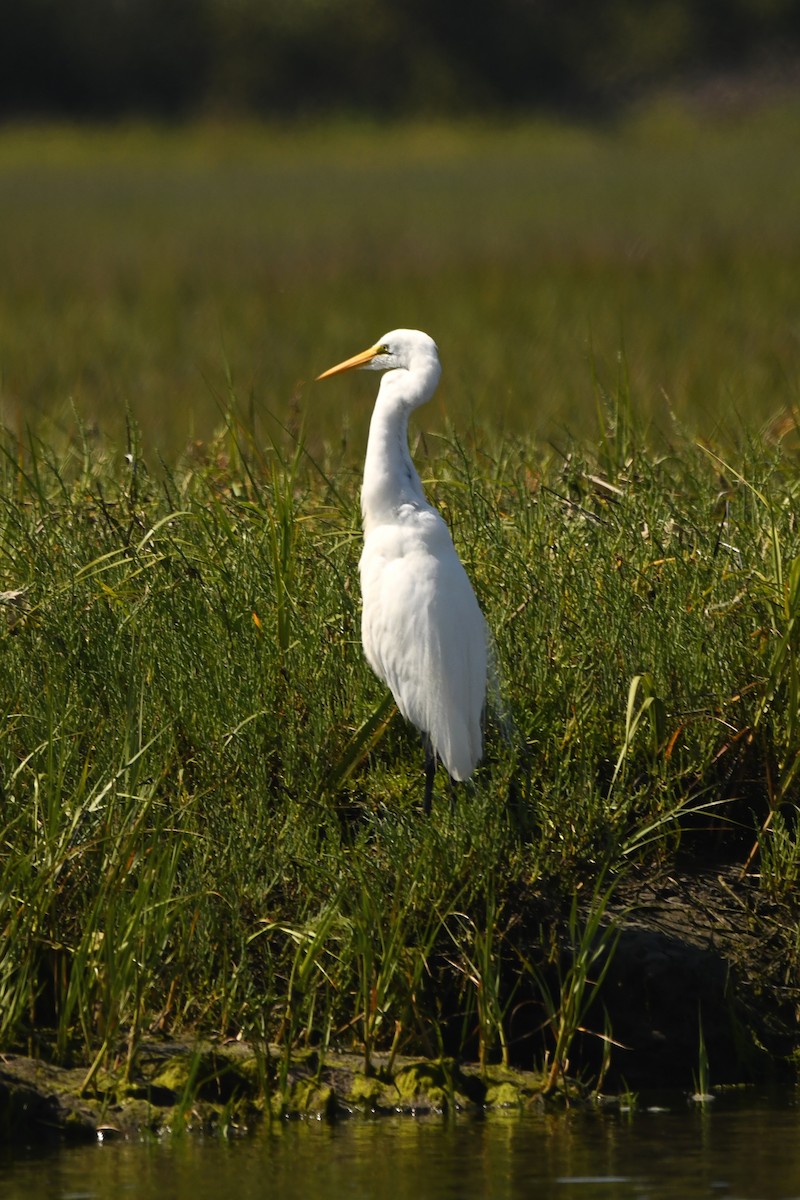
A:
317,329,488,811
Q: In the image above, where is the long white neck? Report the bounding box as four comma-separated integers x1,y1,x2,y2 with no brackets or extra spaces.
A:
361,358,441,534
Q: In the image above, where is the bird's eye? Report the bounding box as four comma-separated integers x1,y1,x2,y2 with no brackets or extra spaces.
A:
378,344,391,355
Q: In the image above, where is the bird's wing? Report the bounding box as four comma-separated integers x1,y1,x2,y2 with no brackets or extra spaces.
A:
360,519,487,780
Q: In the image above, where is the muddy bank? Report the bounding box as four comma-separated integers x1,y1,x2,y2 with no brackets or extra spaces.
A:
0,1045,550,1142
1,863,797,1142
597,863,800,1087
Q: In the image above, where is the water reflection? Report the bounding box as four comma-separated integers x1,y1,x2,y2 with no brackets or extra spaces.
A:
2,1092,799,1200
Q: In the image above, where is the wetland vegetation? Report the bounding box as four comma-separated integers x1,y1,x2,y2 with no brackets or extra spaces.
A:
1,105,799,1133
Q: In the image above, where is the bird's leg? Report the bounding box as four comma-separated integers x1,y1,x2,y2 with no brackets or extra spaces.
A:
422,734,436,814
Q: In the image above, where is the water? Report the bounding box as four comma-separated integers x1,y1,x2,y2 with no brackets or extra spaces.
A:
2,1093,798,1200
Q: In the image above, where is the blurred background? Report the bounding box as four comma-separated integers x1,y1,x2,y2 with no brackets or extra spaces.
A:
4,0,800,121
1,1,799,453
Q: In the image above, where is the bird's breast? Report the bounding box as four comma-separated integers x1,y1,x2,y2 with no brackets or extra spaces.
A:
362,498,442,536
360,507,451,570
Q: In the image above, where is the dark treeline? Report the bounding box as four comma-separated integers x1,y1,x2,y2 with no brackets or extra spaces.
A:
3,0,800,120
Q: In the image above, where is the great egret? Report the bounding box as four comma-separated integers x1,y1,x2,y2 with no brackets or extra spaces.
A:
317,329,488,811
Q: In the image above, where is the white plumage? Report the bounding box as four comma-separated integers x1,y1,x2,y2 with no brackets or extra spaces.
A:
317,329,488,810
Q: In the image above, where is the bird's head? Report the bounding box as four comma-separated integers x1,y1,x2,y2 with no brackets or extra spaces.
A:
316,329,439,381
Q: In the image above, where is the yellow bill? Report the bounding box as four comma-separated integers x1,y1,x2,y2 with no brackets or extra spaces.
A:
316,343,383,381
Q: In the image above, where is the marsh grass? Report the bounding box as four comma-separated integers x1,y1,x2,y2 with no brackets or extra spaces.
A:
1,386,799,1088
1,109,800,1092
446,883,518,1073
517,876,621,1096
691,1007,714,1104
